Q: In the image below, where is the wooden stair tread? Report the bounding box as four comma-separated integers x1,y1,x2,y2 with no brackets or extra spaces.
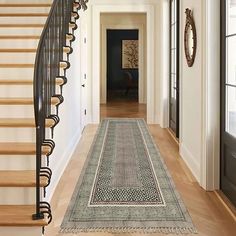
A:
0,77,65,85
0,23,75,28
0,47,71,53
0,64,35,68
0,49,37,53
0,79,33,85
0,205,47,227
0,62,68,68
0,97,60,105
0,35,40,39
0,143,51,155
0,118,55,128
0,170,48,187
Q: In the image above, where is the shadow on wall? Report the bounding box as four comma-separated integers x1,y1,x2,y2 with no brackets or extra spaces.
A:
107,29,139,101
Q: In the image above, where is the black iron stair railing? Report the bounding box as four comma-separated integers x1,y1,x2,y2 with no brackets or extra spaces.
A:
32,0,88,223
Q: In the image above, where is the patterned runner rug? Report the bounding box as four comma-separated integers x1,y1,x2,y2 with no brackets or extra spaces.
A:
60,119,196,234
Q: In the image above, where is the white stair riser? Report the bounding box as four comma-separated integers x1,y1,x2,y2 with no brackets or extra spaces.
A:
0,188,36,205
0,53,35,63
0,17,47,24
0,68,34,79
0,106,57,118
0,68,65,79
0,85,61,98
0,51,69,63
0,128,36,142
0,106,34,118
0,7,50,14
0,27,43,36
0,227,42,236
0,127,52,142
0,156,35,170
0,39,39,49
0,85,33,98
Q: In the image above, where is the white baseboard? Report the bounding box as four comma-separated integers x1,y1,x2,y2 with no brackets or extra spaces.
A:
180,143,200,182
46,129,82,202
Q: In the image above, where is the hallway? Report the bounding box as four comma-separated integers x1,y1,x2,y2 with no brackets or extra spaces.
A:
0,0,236,235
45,103,236,236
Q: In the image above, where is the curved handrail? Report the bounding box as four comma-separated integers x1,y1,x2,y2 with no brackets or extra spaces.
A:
32,0,88,220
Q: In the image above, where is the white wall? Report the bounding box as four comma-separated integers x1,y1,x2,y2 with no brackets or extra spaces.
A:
179,0,203,182
179,0,220,189
46,16,86,201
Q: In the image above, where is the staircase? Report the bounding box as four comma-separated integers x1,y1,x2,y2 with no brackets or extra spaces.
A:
0,0,87,235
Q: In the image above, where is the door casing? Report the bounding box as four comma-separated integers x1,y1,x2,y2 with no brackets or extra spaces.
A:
220,0,236,206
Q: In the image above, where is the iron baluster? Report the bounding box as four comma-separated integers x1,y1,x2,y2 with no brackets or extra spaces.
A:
33,0,89,222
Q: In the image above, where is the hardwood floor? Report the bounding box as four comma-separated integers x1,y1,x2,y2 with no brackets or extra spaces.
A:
100,101,146,119
45,102,236,236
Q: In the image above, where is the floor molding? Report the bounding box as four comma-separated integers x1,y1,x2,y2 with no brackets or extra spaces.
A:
179,143,200,183
215,191,236,222
167,128,179,145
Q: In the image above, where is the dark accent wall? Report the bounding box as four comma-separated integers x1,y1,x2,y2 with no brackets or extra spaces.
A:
107,29,139,91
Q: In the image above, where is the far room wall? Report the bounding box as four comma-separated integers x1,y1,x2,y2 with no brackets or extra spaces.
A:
107,29,139,95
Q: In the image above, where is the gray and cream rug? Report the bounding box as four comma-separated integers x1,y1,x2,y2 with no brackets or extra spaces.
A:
60,119,196,234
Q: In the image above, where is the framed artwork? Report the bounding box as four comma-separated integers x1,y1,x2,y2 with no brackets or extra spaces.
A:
122,40,139,69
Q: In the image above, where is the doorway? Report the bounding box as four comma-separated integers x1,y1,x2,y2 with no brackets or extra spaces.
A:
107,29,139,102
99,13,147,121
221,0,236,207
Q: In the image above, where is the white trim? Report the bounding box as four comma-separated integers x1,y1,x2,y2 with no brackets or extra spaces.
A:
200,0,220,190
80,11,89,129
91,4,155,124
100,23,146,104
180,143,201,183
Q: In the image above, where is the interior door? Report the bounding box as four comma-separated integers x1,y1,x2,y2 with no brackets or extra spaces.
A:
221,0,236,206
169,0,179,138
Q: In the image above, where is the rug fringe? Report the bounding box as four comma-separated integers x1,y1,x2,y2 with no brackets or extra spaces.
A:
59,226,198,234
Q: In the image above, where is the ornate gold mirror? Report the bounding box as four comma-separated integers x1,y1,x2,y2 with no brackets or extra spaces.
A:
184,8,197,67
